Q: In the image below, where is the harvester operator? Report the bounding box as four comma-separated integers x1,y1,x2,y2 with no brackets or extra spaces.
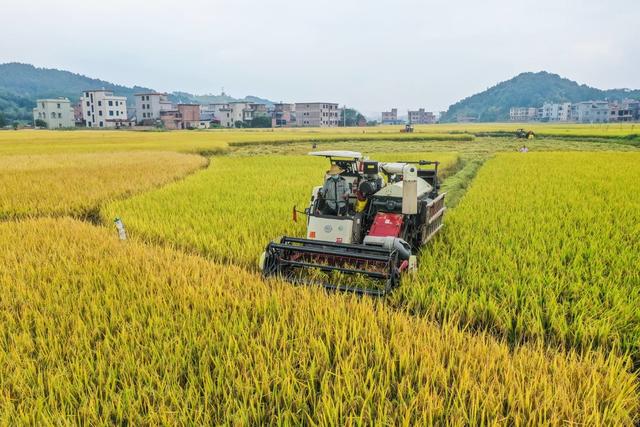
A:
355,168,382,212
320,164,349,216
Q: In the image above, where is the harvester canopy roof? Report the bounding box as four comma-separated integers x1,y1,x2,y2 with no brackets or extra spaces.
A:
309,151,363,159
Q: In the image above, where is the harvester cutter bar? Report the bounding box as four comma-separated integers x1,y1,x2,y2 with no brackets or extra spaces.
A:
288,277,390,297
263,236,401,297
276,258,388,279
280,237,393,255
268,241,393,263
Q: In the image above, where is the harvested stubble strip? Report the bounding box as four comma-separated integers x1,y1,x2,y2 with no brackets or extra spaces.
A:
0,129,472,156
0,218,636,425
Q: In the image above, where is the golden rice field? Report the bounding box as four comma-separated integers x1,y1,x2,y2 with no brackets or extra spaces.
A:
0,218,636,424
102,152,459,267
410,122,640,138
1,129,640,424
0,122,636,156
0,151,206,219
397,152,640,358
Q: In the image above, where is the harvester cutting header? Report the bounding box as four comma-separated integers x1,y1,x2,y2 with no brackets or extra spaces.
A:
260,151,446,296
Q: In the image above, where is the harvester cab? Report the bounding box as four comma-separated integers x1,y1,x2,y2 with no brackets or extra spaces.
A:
260,150,446,296
401,124,414,133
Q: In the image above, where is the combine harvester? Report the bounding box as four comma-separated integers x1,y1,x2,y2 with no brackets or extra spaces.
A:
260,151,446,296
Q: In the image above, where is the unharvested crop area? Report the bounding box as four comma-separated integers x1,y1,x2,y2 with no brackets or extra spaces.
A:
0,218,636,425
1,127,639,424
0,151,206,219
398,152,640,357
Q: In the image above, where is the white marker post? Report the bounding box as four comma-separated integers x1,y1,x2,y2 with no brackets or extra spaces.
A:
114,217,127,241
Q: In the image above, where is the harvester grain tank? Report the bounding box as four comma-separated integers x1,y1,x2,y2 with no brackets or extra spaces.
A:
260,151,446,296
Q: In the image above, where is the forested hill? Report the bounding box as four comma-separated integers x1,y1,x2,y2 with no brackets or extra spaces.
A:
0,63,152,120
0,63,274,121
441,71,640,122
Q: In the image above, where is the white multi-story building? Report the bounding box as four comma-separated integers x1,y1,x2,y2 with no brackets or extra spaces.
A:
408,108,436,124
538,103,571,122
207,102,270,127
208,103,234,128
509,107,538,122
80,90,128,128
381,108,399,124
33,98,75,128
135,93,173,124
295,102,339,127
571,101,610,123
229,102,250,124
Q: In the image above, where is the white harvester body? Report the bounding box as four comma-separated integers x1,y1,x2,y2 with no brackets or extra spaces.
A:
261,150,446,296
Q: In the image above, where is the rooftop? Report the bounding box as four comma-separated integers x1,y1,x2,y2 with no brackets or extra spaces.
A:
36,98,71,103
296,102,339,105
134,92,169,97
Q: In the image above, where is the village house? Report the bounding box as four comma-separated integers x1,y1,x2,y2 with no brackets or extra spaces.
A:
33,98,75,128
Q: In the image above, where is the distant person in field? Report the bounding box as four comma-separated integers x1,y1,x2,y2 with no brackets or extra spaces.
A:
519,145,529,153
321,164,349,216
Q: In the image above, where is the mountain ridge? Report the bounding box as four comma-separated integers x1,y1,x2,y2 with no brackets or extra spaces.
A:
0,63,274,120
3,64,639,123
441,71,640,122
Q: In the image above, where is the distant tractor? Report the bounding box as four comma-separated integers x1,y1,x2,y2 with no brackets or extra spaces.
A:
516,128,535,139
401,124,414,133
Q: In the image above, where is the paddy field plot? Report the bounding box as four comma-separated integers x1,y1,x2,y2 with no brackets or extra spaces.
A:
398,152,640,359
0,218,635,425
103,152,460,267
0,151,206,219
1,129,640,424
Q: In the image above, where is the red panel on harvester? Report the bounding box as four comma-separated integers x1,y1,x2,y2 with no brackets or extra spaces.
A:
368,213,404,238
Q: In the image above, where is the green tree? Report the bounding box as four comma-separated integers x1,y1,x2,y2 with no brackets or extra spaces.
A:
250,116,272,128
339,108,366,127
35,118,47,128
0,113,6,128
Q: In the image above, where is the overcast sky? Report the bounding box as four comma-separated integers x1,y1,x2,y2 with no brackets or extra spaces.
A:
1,0,638,117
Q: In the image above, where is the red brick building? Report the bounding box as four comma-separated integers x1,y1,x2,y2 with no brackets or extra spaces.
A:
160,104,201,129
